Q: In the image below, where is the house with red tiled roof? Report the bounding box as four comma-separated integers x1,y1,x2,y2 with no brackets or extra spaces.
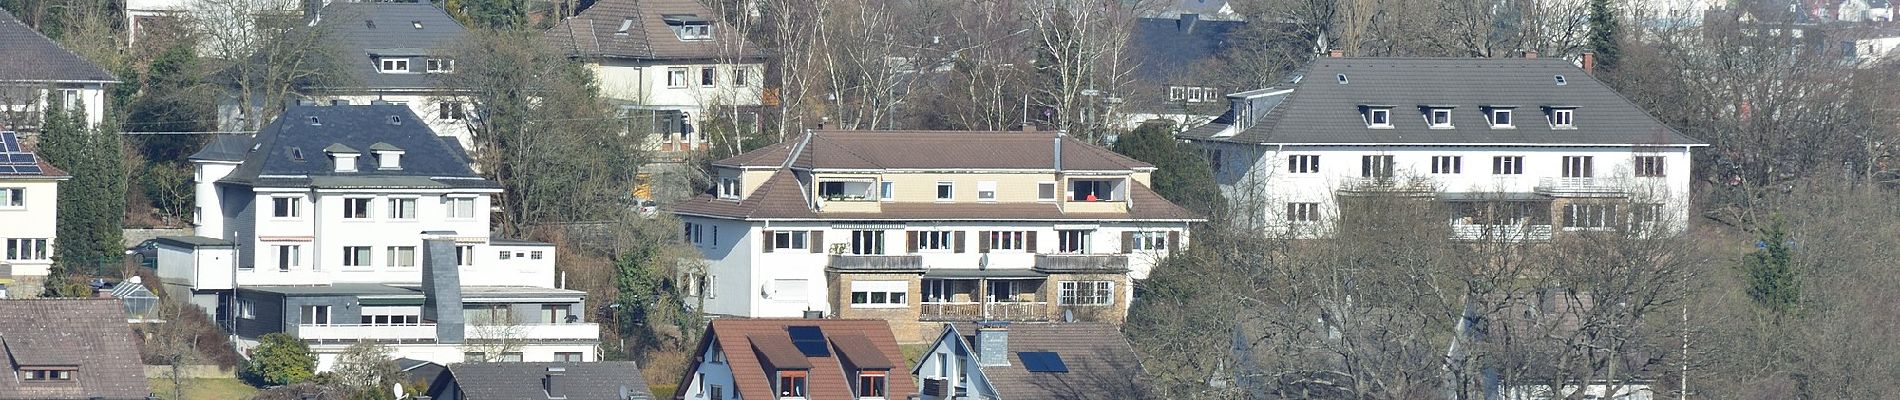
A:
913,322,1148,400
0,299,150,399
0,131,69,298
672,130,1202,342
675,318,913,400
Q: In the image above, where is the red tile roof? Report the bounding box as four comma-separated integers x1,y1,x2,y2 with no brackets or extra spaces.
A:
943,322,1148,399
0,299,149,399
677,319,915,400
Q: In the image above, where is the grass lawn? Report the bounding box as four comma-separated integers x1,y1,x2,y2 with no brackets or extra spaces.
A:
149,378,259,400
901,343,930,368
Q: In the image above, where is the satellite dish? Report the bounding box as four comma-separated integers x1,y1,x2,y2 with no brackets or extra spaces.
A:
393,382,404,399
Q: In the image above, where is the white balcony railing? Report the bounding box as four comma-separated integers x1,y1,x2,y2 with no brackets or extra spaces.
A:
1534,177,1626,194
1449,224,1554,241
297,322,599,342
468,323,601,341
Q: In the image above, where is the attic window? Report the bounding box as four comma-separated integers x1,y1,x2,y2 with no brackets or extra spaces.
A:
412,20,422,29
677,24,711,40
1336,74,1348,84
380,58,410,73
387,116,402,125
616,18,633,35
1490,109,1514,128
21,368,74,381
1425,107,1454,129
365,20,375,29
1554,75,1568,85
1549,107,1576,128
664,14,713,41
288,147,305,162
426,59,455,73
1360,105,1393,128
307,116,321,126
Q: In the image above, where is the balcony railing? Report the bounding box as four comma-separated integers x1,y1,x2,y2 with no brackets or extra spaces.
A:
1034,254,1129,273
828,255,924,271
920,302,1051,322
1535,177,1627,195
296,322,599,343
1449,224,1553,241
468,323,601,341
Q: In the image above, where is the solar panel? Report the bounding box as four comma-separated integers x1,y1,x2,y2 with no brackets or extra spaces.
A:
787,326,830,357
1019,352,1069,373
0,132,18,152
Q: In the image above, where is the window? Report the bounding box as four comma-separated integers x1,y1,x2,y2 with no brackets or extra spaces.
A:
1552,109,1575,128
271,196,300,218
1366,108,1392,128
499,251,512,260
1286,202,1320,223
388,198,417,220
1635,156,1666,177
976,181,997,201
777,370,809,398
386,246,416,267
438,101,466,120
857,372,888,398
456,245,474,266
1563,203,1618,229
1632,203,1663,224
4,238,47,260
275,245,300,271
684,222,704,244
879,181,894,201
498,352,524,362
543,305,572,324
379,58,409,73
555,352,584,362
667,68,689,88
1288,155,1320,173
709,385,724,400
1037,182,1057,201
678,24,712,40
1069,179,1120,201
0,188,19,207
465,304,514,324
425,58,454,73
732,67,749,86
1431,156,1462,174
1059,281,1113,305
22,369,73,381
850,230,884,255
719,177,741,199
1490,109,1514,127
773,231,810,250
773,279,809,301
1493,156,1524,175
343,198,373,219
700,67,717,87
986,231,1026,252
1562,156,1595,178
237,300,257,319
1428,108,1453,128
531,250,543,259
850,280,907,307
1129,231,1169,251
1361,155,1394,178
935,181,954,201
343,246,372,267
300,305,332,325
1056,230,1089,254
913,231,954,251
447,197,477,219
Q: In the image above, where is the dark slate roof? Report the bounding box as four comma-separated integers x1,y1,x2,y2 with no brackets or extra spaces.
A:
676,319,914,400
0,10,117,83
188,134,254,162
448,362,652,400
1200,58,1705,146
153,235,234,248
939,322,1147,400
0,300,150,400
544,0,765,61
215,105,496,189
1128,17,1245,85
671,169,1200,221
716,131,1155,171
309,2,468,90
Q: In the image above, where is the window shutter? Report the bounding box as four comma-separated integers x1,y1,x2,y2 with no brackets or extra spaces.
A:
810,231,824,253
1123,231,1136,254
1168,231,1180,253
1026,231,1038,253
762,230,775,253
906,231,918,253
978,231,991,253
954,231,967,253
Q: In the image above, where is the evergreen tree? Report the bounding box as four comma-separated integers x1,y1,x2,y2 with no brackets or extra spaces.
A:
243,333,317,386
1111,121,1225,216
1587,0,1621,73
37,97,125,290
1741,218,1800,316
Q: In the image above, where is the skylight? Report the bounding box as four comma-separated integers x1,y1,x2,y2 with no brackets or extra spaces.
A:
1555,75,1567,85
1019,352,1069,373
617,18,634,35
1336,74,1348,84
787,326,829,357
412,21,422,29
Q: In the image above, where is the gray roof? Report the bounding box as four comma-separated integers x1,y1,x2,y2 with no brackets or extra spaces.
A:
1129,17,1245,85
0,10,117,83
0,300,150,400
1194,58,1705,146
240,283,423,297
310,2,468,90
936,322,1147,400
153,235,234,248
544,0,766,61
446,362,653,400
188,135,255,162
215,105,496,189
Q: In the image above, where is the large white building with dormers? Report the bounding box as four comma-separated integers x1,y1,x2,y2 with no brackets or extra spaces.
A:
1180,56,1704,240
162,105,597,370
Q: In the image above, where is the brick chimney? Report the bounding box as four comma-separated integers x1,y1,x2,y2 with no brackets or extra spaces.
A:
1328,49,1344,58
1524,49,1538,59
975,321,1011,367
1581,51,1596,74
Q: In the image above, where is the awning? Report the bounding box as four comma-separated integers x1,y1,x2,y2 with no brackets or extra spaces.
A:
922,269,1047,280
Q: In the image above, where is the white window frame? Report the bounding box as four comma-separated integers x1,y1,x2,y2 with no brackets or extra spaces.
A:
342,197,373,219
1493,156,1525,175
1431,155,1462,174
1056,229,1090,254
1286,202,1320,223
935,181,954,202
343,246,372,268
456,245,475,266
1058,280,1114,306
425,58,454,73
773,231,810,250
1563,203,1618,230
1490,109,1514,128
1130,231,1169,251
0,187,23,208
1635,156,1666,177
732,66,749,86
849,230,885,255
388,197,418,220
666,68,689,88
914,231,954,252
1288,155,1320,174
271,196,301,218
1428,108,1453,128
386,246,417,268
719,177,741,199
1551,109,1575,128
1365,108,1392,128
1562,156,1595,178
379,58,410,73
446,196,477,219
4,238,48,260
879,181,894,202
849,280,908,308
700,67,717,87
275,245,300,271
987,231,1027,252
1036,182,1057,202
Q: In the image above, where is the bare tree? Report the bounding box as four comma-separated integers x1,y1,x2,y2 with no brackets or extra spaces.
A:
193,0,346,130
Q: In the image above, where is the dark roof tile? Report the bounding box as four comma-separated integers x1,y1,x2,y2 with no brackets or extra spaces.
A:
213,105,494,189
0,300,149,399
447,362,653,400
0,10,117,83
544,0,764,61
678,319,913,400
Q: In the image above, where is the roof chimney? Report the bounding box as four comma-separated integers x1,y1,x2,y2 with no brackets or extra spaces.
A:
975,321,1011,367
544,367,566,399
1581,51,1596,74
1052,134,1064,172
1328,49,1344,58
1523,49,1538,59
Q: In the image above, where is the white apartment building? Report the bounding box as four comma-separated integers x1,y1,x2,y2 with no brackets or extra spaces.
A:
0,10,117,132
673,130,1201,342
545,0,767,158
0,132,68,298
1180,56,1703,240
161,105,596,370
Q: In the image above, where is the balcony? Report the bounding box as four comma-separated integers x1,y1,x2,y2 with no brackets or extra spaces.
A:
1338,177,1435,195
1449,224,1553,241
468,323,601,341
1033,254,1129,273
829,255,924,272
1535,177,1627,196
297,322,599,343
920,302,1051,322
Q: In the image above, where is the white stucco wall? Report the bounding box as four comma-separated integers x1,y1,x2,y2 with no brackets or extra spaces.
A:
0,177,62,278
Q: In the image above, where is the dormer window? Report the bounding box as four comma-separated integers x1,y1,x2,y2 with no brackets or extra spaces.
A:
1361,105,1393,128
370,143,404,170
1550,108,1576,128
718,177,740,199
664,14,713,40
325,144,360,173
1426,107,1454,128
679,24,712,40
379,58,410,73
21,368,74,381
426,59,454,73
776,370,809,399
1487,107,1516,128
855,370,888,399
